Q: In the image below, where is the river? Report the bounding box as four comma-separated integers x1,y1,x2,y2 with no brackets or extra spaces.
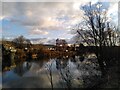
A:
3,54,102,88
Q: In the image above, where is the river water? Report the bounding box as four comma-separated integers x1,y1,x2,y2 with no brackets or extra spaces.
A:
3,54,102,88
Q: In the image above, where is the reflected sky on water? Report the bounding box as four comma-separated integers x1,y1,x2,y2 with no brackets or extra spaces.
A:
2,54,102,88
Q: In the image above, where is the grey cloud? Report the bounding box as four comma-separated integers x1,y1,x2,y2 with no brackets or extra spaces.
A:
2,2,82,32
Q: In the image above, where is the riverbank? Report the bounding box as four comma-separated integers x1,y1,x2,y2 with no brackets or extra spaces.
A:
95,61,119,88
2,47,76,71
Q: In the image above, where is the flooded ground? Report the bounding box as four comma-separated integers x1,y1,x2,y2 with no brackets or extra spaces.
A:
2,54,102,88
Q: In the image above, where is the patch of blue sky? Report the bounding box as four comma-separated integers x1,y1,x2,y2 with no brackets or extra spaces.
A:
2,19,28,38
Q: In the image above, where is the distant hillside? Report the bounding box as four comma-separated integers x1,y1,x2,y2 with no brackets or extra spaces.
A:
30,38,56,45
2,37,76,45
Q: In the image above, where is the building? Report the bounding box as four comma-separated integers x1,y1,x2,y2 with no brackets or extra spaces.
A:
56,39,68,51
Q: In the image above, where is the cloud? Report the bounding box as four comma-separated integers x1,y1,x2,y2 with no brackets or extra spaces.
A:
2,2,85,32
107,2,118,23
29,28,49,35
0,16,5,20
1,0,119,2
0,28,2,33
2,1,102,31
2,1,118,41
30,38,49,44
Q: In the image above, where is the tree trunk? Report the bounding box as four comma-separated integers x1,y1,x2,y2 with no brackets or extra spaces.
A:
96,47,106,76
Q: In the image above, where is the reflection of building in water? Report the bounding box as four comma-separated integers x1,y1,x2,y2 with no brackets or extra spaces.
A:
56,58,68,70
56,39,68,51
14,62,31,76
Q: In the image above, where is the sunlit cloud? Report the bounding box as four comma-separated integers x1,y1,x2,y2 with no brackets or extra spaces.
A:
3,2,81,32
26,10,33,17
29,28,49,35
0,16,6,20
107,2,118,24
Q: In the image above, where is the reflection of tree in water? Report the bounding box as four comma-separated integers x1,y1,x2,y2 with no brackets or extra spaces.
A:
57,54,101,88
35,59,45,69
56,57,73,88
70,55,76,62
73,54,102,88
56,57,68,70
27,55,101,88
79,55,85,62
45,59,54,89
14,61,32,76
70,55,85,63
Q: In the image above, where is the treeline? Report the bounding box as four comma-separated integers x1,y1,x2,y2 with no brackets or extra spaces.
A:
77,46,120,58
2,40,75,71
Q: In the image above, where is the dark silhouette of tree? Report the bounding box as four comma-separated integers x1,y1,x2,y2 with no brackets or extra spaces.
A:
13,35,31,49
2,45,11,70
74,2,119,47
73,2,119,75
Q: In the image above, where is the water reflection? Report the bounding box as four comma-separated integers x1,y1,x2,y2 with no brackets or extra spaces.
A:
3,54,102,88
14,62,32,76
56,57,68,70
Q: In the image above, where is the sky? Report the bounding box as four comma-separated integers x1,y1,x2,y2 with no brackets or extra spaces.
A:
0,0,119,43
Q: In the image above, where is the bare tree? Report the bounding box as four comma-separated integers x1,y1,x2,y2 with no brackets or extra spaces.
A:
13,35,31,48
73,2,119,75
74,2,119,47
